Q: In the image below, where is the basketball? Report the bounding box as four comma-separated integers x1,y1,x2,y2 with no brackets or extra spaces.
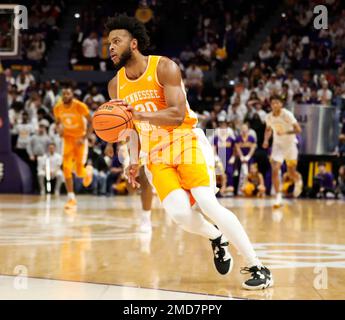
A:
92,101,134,143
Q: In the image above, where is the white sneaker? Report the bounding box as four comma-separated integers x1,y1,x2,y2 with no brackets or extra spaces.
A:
139,219,152,233
273,193,282,208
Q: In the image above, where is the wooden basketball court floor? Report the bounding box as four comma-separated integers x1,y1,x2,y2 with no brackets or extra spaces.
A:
0,194,344,300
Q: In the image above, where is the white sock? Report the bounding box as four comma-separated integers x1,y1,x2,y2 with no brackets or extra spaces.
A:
162,189,222,240
68,192,75,200
276,192,282,202
141,210,151,223
191,186,261,267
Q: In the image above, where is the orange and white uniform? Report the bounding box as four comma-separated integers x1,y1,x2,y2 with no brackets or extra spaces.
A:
53,99,89,179
117,55,216,201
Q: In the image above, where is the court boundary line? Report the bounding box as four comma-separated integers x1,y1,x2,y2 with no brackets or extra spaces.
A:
0,273,248,300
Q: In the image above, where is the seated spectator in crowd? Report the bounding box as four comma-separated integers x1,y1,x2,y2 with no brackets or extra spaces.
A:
37,142,63,196
306,87,321,104
4,68,15,86
227,96,247,127
83,86,106,105
258,42,273,63
27,121,51,162
179,45,196,65
312,162,337,199
82,32,99,69
282,170,304,198
241,163,266,197
106,143,126,196
26,34,46,62
185,61,203,100
337,165,345,199
86,134,109,196
317,81,333,106
12,111,35,162
281,83,293,104
213,115,236,195
299,81,311,102
265,73,282,96
235,123,257,190
284,71,300,94
254,79,270,104
16,67,35,94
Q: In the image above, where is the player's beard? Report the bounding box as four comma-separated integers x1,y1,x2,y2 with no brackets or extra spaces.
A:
113,46,132,72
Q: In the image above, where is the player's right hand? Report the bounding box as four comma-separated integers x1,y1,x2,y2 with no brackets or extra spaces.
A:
262,141,269,149
126,164,141,189
105,143,114,158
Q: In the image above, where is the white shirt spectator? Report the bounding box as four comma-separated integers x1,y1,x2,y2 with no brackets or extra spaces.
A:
254,86,270,102
37,152,62,178
83,93,106,104
265,78,282,95
317,88,333,105
284,78,300,94
16,73,35,93
185,65,203,84
13,123,35,149
82,37,99,58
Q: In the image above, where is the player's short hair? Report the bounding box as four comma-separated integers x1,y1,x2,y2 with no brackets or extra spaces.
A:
318,162,326,167
270,94,283,103
105,14,150,52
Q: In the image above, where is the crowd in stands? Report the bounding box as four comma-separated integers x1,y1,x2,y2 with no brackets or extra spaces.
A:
69,0,272,74
1,0,64,72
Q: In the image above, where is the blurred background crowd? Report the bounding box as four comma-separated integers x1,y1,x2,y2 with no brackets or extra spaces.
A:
1,0,345,198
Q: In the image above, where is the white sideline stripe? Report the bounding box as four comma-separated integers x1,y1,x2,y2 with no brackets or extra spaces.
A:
0,275,236,300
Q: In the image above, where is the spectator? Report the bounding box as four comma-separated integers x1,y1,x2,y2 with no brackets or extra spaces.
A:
82,32,99,69
241,163,265,197
37,142,63,196
180,45,196,65
4,68,15,85
254,79,270,103
317,81,333,106
284,71,300,94
337,165,345,199
306,87,321,104
312,162,337,199
16,67,35,94
13,111,35,162
27,122,51,162
213,115,236,195
235,123,257,190
27,34,46,62
258,42,273,63
185,62,203,100
86,134,109,195
83,86,106,105
265,73,282,96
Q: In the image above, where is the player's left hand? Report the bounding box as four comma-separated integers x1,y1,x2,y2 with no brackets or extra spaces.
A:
125,164,141,189
124,104,140,120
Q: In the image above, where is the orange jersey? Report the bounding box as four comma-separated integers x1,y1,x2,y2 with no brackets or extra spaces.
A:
117,55,198,154
53,99,89,138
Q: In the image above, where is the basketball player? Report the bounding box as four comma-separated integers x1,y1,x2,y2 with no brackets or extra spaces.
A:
53,86,93,209
105,14,273,290
263,95,303,207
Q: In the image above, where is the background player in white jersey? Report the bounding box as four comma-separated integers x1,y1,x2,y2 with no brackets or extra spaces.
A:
263,95,303,207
